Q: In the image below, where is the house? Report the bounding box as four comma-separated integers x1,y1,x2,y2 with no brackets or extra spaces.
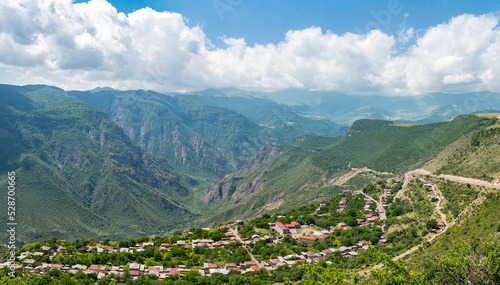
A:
129,263,141,271
51,264,64,270
437,221,446,229
302,252,318,259
337,222,347,229
129,270,140,277
32,252,45,257
317,234,330,241
168,268,180,276
142,242,155,249
148,267,160,276
269,258,281,266
225,263,238,270
340,199,347,205
102,245,115,253
209,268,230,275
368,216,380,222
358,240,369,247
264,235,277,242
336,209,344,213
234,220,244,225
22,259,36,267
338,246,350,253
41,246,51,252
244,261,258,268
357,219,365,224
216,241,228,247
96,272,106,280
321,249,336,256
298,236,318,246
274,222,290,235
250,265,260,271
88,265,101,273
204,263,218,270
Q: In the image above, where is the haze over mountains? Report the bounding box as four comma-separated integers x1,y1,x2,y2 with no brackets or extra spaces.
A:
1,83,500,242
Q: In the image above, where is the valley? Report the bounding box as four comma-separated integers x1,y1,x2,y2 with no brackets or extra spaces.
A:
1,85,500,284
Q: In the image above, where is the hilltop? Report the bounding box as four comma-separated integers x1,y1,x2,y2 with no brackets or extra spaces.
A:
200,114,496,226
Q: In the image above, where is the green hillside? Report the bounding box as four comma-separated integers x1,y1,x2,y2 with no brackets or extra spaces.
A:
315,115,494,173
0,85,194,242
201,115,496,225
424,113,500,182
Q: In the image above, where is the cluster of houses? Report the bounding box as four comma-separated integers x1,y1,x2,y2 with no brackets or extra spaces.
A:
265,239,374,270
337,198,348,214
3,189,396,280
423,183,439,200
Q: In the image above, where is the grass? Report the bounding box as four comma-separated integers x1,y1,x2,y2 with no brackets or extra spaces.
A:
407,191,500,271
428,126,500,182
389,122,416,127
474,112,500,118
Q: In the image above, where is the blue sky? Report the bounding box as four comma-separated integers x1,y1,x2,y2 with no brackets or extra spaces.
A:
2,0,500,95
87,0,500,46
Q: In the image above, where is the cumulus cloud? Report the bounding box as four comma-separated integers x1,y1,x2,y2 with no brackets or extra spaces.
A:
0,0,500,95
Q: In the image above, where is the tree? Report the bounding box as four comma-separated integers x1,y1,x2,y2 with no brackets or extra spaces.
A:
426,219,437,231
301,263,359,284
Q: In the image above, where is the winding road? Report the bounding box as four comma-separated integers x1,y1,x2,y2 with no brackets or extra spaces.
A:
230,226,267,271
393,171,412,202
413,168,500,190
355,190,386,221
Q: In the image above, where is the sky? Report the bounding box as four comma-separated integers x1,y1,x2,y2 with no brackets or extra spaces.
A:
1,0,500,95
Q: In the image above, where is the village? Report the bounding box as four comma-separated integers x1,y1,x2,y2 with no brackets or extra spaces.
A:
1,180,447,282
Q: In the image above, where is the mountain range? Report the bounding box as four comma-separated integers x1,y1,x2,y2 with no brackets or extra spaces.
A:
1,84,499,241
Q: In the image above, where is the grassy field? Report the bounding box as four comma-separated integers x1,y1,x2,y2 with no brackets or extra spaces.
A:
475,112,500,118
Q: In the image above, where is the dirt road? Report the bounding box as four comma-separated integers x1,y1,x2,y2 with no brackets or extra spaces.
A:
413,168,500,190
230,226,267,271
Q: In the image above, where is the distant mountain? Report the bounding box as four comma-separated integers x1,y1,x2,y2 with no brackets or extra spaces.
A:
177,93,342,137
245,88,500,125
0,85,194,242
70,89,342,180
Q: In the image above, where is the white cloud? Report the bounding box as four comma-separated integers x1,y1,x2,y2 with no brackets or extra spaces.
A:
0,1,500,95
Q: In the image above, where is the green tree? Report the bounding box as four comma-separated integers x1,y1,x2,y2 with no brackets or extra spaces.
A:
426,219,437,230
